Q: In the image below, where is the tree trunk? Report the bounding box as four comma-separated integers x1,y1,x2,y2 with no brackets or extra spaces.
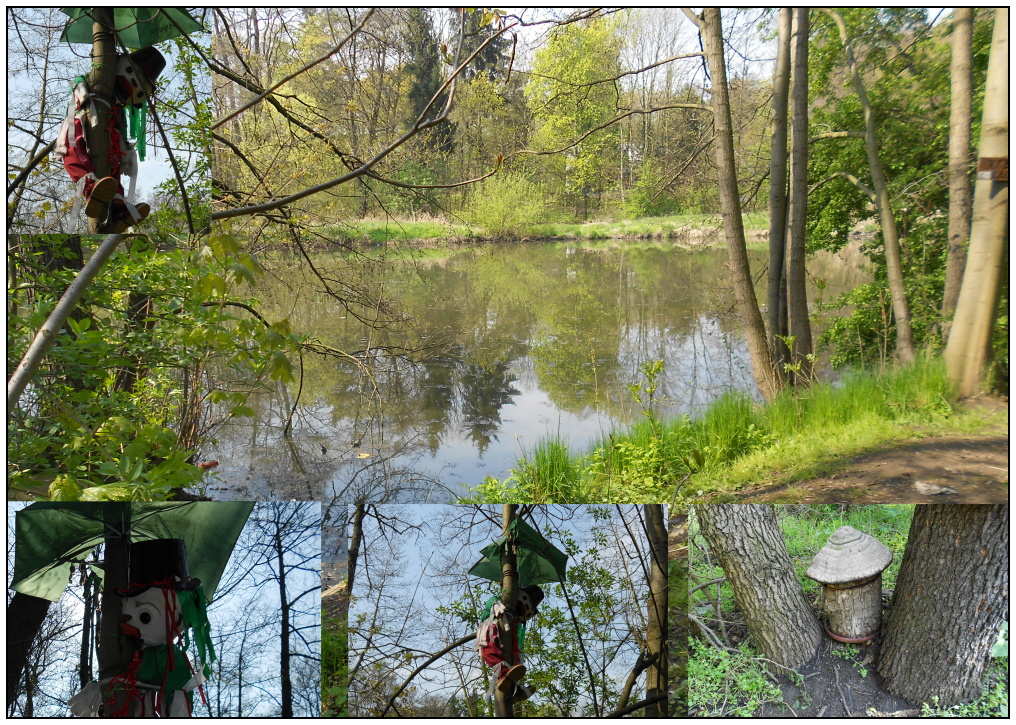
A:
346,501,366,601
643,504,668,718
766,8,792,374
697,504,821,668
276,528,294,718
944,8,1008,396
669,509,689,717
79,563,95,688
699,8,781,401
878,504,1009,706
495,504,518,718
941,8,974,326
785,8,813,380
5,593,51,708
826,10,915,364
85,9,117,234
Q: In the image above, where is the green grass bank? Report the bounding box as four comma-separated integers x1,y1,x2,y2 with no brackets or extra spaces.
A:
466,357,1006,504
317,211,767,247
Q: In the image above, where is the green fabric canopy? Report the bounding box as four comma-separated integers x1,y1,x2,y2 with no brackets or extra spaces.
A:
59,8,204,49
469,518,568,586
12,502,252,602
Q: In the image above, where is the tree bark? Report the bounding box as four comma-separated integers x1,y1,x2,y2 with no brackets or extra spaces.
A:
5,593,51,708
878,504,1009,706
85,9,117,234
495,504,518,717
98,503,137,719
944,8,1008,396
826,10,915,364
785,8,813,380
699,8,781,401
766,8,792,374
643,504,668,718
697,504,821,668
941,8,974,327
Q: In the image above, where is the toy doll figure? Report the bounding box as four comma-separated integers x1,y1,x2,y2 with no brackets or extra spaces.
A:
69,538,213,718
55,46,164,232
477,584,544,700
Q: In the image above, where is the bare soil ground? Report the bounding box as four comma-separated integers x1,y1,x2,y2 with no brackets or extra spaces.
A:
759,638,917,718
741,434,1009,503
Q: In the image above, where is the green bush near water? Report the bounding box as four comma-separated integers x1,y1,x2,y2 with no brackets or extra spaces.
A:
469,357,963,504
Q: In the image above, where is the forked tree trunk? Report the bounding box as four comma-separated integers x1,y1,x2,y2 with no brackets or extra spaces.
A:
643,505,668,718
941,8,974,326
699,8,781,401
944,8,1008,396
697,504,821,668
826,10,915,364
785,8,813,380
878,504,1008,706
766,8,792,373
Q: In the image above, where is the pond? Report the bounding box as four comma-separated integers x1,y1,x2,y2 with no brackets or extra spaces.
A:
198,239,868,509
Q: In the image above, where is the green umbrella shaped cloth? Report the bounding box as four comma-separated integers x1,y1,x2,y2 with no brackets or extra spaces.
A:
468,518,568,586
11,502,252,602
59,8,203,49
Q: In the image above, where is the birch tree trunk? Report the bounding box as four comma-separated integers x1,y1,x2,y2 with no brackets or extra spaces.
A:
826,10,915,364
941,8,974,326
697,504,821,668
766,9,792,374
878,504,1008,706
785,8,813,380
944,8,1008,396
643,504,668,718
698,8,781,401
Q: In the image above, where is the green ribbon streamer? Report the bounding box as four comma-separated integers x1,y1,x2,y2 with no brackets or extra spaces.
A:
126,102,147,162
177,587,215,678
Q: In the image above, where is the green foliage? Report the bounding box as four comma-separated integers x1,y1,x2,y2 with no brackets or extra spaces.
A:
919,656,1009,718
463,171,549,239
621,162,681,218
524,16,622,215
7,234,300,500
469,356,961,503
688,639,783,717
807,9,997,370
321,615,349,716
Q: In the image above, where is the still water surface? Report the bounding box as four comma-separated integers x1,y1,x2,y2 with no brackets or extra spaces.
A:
200,240,867,507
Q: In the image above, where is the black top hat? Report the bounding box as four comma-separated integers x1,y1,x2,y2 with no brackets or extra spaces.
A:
119,538,200,597
522,585,545,609
127,47,167,89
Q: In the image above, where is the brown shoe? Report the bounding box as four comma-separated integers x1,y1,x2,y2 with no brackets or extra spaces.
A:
84,176,118,218
101,201,150,233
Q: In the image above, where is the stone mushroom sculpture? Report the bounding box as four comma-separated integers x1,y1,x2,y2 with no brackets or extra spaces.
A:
806,525,892,644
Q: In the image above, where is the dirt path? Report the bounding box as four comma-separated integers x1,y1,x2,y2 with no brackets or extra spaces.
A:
760,638,916,718
738,434,1009,504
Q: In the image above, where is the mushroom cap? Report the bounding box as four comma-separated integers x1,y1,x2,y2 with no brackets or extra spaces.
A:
806,525,892,584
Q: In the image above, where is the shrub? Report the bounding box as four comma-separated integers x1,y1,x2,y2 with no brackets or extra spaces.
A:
463,171,548,239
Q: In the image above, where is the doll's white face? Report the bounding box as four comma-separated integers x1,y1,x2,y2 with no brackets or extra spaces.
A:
122,588,179,646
